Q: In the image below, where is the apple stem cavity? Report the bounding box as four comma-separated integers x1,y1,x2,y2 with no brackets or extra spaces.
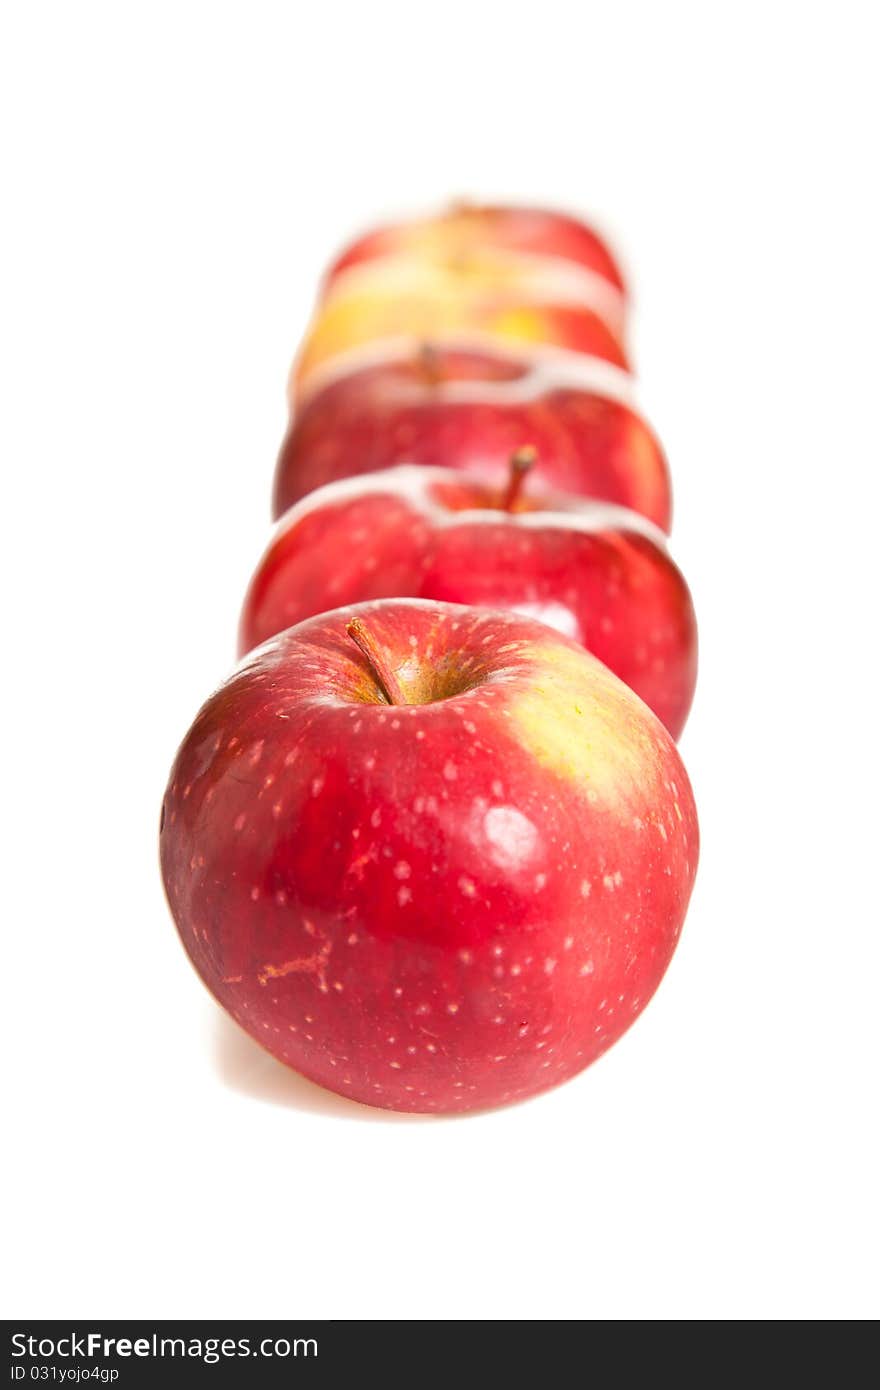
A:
346,618,409,706
503,446,537,511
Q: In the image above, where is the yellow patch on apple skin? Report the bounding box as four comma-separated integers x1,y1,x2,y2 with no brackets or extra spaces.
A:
507,643,664,804
486,306,549,343
297,291,457,383
295,262,574,387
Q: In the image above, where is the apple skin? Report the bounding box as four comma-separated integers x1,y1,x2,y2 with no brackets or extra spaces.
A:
161,599,699,1114
274,343,670,529
294,292,627,395
244,466,696,739
324,202,626,295
293,251,628,394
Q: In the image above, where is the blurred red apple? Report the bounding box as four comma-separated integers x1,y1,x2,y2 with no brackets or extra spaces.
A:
274,342,670,528
246,462,695,738
293,254,627,393
161,599,698,1114
324,201,626,296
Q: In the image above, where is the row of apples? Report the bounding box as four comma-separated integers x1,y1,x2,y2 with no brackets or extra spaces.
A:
160,202,700,1114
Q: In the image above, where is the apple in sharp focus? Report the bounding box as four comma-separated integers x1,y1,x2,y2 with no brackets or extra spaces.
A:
246,461,696,739
161,599,699,1114
274,342,670,528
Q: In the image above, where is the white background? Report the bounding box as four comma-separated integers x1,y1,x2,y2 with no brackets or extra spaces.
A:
2,1,878,1321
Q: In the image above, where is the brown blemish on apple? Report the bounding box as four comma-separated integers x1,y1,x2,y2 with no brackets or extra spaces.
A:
258,938,332,991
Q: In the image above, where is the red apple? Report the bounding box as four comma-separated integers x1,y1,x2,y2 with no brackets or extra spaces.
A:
161,599,699,1114
324,201,626,296
274,342,671,528
293,255,628,393
245,462,696,738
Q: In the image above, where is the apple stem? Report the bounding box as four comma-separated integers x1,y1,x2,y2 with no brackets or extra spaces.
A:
418,342,442,385
346,618,408,706
503,446,537,510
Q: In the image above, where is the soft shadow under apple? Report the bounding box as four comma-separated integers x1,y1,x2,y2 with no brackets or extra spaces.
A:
211,1010,433,1123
